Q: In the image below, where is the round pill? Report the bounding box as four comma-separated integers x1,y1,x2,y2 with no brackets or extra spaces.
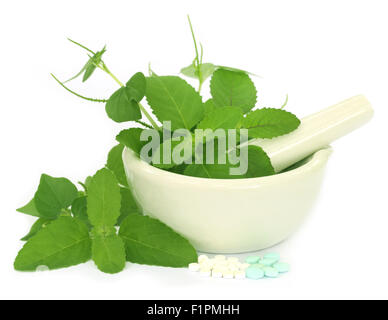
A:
223,270,234,279
263,252,280,262
250,263,265,269
198,255,209,263
199,267,211,277
188,263,200,272
260,258,278,266
211,270,223,278
245,256,260,264
206,259,216,267
245,266,265,280
273,262,290,273
234,270,246,279
228,264,239,272
213,263,227,271
263,266,279,278
238,263,250,270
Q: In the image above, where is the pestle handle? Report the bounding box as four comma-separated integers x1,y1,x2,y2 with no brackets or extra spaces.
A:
250,95,374,172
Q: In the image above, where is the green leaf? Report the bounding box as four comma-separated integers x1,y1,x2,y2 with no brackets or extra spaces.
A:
87,168,121,227
21,218,52,241
115,128,147,156
241,145,275,178
203,99,216,115
241,108,301,139
145,76,204,130
184,138,240,179
183,163,238,179
210,69,257,113
92,234,126,274
34,174,78,219
64,45,106,83
117,187,140,225
84,176,93,190
64,60,89,83
106,144,128,187
83,47,106,82
185,144,274,179
152,134,194,169
105,87,142,123
119,215,198,267
17,198,40,217
71,196,91,228
217,65,257,76
126,72,146,102
180,62,196,78
82,63,97,82
197,107,243,131
167,163,188,175
14,217,92,271
181,63,216,83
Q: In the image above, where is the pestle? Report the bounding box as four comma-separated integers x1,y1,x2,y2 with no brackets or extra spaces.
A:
250,95,374,172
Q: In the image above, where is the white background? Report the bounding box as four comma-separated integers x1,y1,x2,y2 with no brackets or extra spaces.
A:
1,0,387,300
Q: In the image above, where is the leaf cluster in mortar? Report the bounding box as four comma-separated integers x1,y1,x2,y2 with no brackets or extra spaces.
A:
16,17,300,274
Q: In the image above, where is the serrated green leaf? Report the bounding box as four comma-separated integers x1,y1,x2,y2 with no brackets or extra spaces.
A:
17,198,40,217
14,217,91,271
105,87,142,123
92,234,126,274
197,107,243,132
34,174,78,219
184,143,274,179
84,176,93,190
203,99,216,115
126,72,146,102
184,138,240,179
106,144,128,187
184,163,240,179
87,168,121,227
166,163,188,175
241,108,300,139
71,196,91,228
21,218,52,241
240,145,275,178
217,65,257,76
116,128,149,156
117,187,140,225
119,215,197,267
210,69,257,113
152,134,194,169
145,76,204,130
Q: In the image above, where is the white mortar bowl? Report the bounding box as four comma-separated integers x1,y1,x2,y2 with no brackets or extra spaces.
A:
122,146,332,253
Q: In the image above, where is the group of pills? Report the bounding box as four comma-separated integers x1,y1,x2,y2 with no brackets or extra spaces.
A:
188,253,289,280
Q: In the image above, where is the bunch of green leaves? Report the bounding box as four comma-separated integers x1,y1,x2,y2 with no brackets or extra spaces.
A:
51,17,300,180
14,168,197,273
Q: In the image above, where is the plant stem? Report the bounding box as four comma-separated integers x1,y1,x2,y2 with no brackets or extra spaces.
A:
187,15,203,93
135,120,153,129
102,64,125,87
139,104,161,131
51,74,108,103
